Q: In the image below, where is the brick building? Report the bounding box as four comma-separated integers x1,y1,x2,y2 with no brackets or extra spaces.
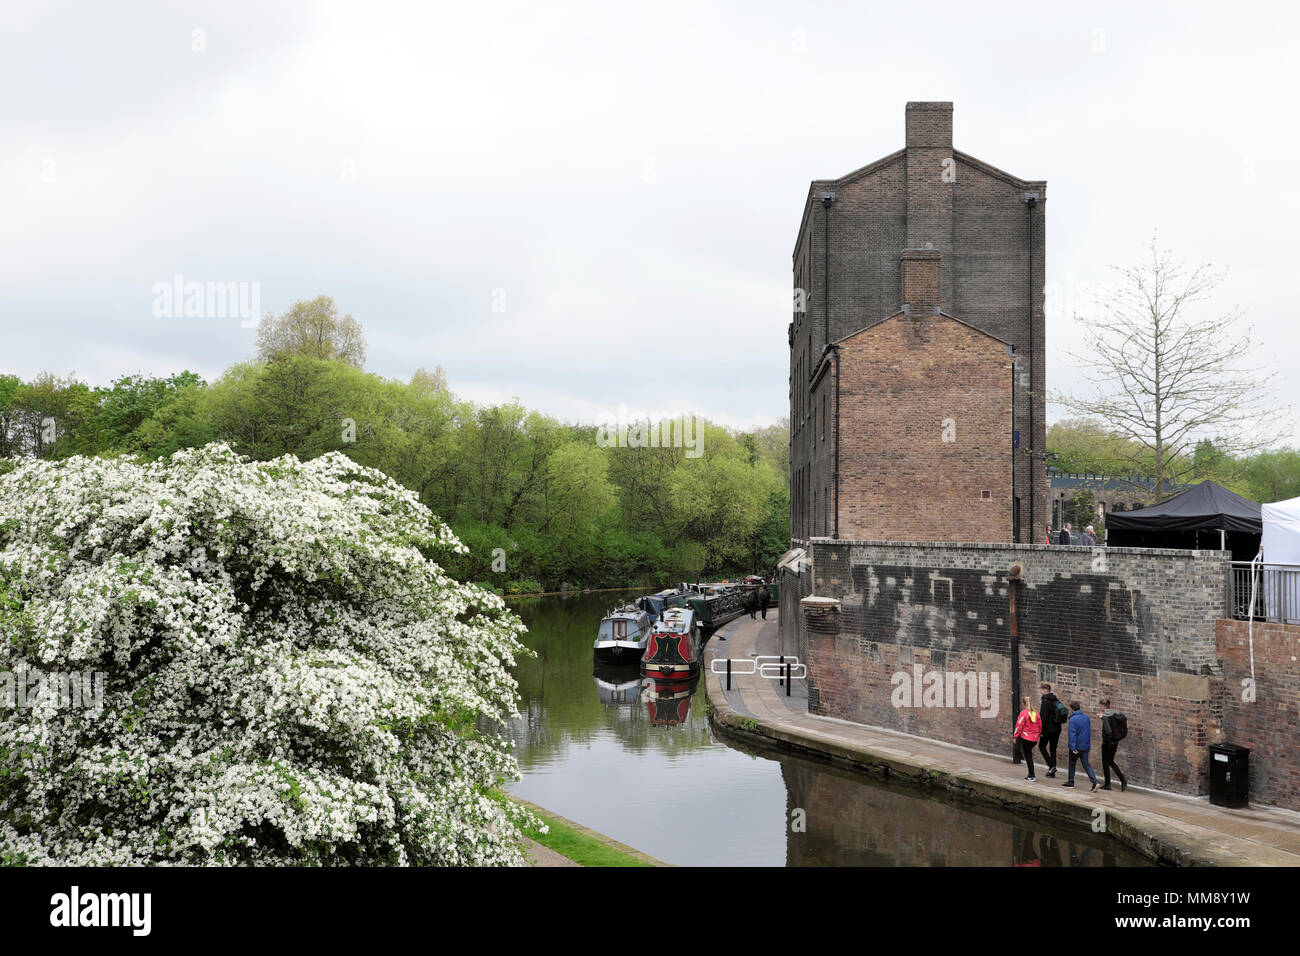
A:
790,101,1048,547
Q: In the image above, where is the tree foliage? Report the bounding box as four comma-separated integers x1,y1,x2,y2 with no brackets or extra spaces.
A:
0,445,537,865
1,316,791,591
255,295,367,368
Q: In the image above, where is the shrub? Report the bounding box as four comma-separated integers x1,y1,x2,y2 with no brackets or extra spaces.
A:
0,444,536,865
503,579,542,595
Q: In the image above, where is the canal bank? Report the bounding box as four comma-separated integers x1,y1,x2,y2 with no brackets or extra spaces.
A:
510,797,670,867
703,611,1300,867
505,589,1152,865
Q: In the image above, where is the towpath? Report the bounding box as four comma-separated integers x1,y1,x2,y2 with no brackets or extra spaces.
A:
704,611,1300,866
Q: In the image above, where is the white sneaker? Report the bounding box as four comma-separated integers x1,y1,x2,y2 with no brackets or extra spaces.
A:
1025,776,1036,782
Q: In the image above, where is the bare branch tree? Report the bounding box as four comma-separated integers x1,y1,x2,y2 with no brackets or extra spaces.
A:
1055,237,1289,497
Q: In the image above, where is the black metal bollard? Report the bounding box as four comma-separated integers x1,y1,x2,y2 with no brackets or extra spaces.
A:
726,658,731,690
786,661,791,697
779,655,784,687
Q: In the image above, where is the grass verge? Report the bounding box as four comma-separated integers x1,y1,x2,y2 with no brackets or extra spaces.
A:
513,800,659,867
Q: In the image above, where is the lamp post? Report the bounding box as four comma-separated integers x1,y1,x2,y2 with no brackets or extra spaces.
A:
1008,562,1023,763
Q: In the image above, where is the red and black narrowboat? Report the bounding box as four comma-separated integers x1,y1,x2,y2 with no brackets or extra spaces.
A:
639,606,702,681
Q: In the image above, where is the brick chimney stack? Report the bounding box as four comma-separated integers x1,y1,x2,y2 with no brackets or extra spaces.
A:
901,247,942,314
905,102,954,311
905,100,953,149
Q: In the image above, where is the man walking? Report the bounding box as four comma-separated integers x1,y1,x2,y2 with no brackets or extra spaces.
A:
1082,525,1098,546
1038,682,1065,777
1060,523,1073,546
757,582,770,620
1099,698,1128,792
1062,701,1098,791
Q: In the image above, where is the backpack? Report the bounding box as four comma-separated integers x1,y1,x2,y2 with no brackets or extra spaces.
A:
1110,712,1128,741
1056,700,1069,725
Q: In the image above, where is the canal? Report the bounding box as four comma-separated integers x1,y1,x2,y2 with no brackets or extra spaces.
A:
503,590,1151,867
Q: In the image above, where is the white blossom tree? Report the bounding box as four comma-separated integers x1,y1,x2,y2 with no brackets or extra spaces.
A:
0,444,538,865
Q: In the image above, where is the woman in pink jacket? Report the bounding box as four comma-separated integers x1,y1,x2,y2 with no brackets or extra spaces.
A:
1014,696,1042,782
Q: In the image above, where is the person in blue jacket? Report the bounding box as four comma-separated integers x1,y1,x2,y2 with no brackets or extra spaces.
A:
1062,700,1098,791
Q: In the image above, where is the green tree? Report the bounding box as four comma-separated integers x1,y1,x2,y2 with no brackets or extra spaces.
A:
255,295,367,368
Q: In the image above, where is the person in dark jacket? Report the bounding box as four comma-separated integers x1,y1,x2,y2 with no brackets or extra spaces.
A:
757,582,770,620
1060,523,1073,546
1099,698,1128,791
747,586,759,620
1038,683,1064,777
1062,701,1098,791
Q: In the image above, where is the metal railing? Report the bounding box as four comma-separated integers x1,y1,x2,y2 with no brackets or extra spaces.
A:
1230,561,1300,623
710,655,805,694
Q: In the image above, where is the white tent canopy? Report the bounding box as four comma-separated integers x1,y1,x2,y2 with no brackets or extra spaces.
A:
1261,496,1300,622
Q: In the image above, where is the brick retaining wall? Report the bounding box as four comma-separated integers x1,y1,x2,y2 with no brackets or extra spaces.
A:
802,540,1230,795
1217,619,1300,811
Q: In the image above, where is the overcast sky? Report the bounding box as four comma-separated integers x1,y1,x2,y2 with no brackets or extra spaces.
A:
3,1,1297,442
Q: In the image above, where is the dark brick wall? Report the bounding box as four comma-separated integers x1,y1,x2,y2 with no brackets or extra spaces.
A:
803,540,1231,795
789,101,1048,549
1217,619,1300,811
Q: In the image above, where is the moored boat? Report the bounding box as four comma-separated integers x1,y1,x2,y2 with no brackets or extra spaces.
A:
592,603,654,663
685,579,775,629
639,606,702,680
639,587,696,620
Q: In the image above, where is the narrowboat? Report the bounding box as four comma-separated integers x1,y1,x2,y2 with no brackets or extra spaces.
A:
685,579,776,629
592,603,654,663
639,587,696,620
639,606,702,680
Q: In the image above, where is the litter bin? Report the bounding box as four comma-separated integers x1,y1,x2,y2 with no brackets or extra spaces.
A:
1208,743,1250,809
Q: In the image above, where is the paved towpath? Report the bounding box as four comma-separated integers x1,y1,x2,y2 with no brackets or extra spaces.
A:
704,611,1300,866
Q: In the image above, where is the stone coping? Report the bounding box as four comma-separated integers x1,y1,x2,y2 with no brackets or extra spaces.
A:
802,538,1231,560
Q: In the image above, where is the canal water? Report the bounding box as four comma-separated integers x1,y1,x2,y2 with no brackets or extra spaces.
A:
503,590,1151,867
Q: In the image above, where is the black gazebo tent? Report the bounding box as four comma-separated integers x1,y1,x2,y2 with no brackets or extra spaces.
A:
1106,480,1262,560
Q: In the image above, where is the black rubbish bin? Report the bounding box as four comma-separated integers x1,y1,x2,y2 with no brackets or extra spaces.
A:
1208,743,1250,809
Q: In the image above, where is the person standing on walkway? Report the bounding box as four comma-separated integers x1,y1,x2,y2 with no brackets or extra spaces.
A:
757,582,770,620
747,586,758,620
1044,524,1054,545
1060,523,1073,545
1013,696,1042,782
1063,701,1098,791
1038,682,1065,777
1099,698,1128,792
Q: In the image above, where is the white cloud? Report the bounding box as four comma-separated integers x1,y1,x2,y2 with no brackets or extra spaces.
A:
1,0,1296,444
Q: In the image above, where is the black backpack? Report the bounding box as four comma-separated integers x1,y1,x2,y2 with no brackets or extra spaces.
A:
1055,700,1069,725
1110,713,1128,741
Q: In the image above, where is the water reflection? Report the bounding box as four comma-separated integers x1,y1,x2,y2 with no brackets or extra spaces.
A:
503,590,1150,867
779,753,1134,867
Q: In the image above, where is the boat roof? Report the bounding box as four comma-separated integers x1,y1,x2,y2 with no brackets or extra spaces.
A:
653,606,695,631
604,605,646,620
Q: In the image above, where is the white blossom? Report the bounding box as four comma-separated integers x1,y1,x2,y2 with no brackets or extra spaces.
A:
0,444,537,865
